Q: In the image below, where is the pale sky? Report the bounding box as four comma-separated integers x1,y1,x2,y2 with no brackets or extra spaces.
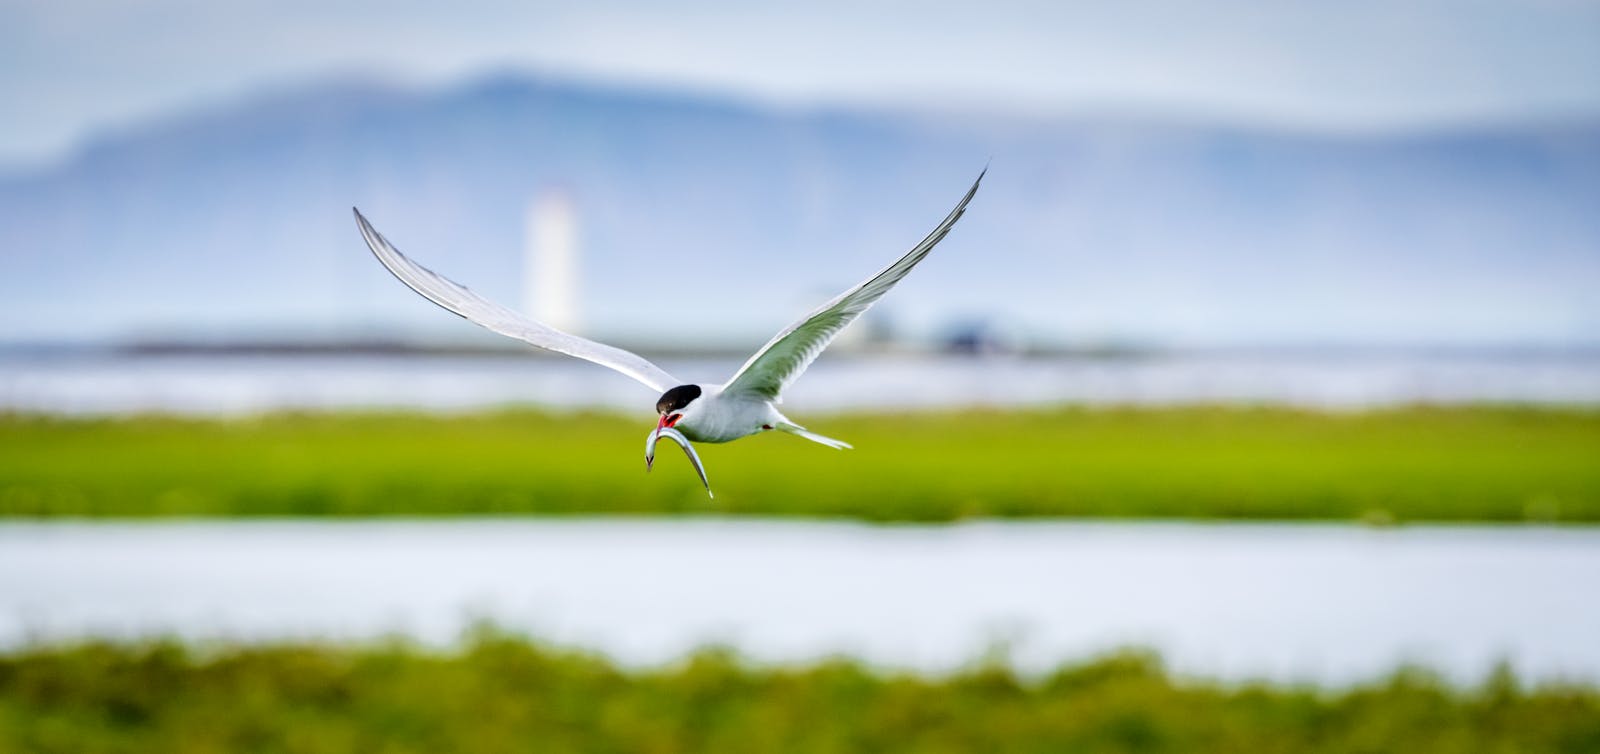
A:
2,0,1598,167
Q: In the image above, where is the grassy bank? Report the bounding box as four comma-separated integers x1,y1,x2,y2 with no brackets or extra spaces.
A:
3,634,1597,754
2,406,1597,521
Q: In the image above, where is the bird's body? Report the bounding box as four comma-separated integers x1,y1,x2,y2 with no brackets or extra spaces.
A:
354,167,984,494
662,385,846,447
671,385,779,444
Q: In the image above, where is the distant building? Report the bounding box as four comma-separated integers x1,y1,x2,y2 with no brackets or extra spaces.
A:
524,191,580,333
940,319,1025,356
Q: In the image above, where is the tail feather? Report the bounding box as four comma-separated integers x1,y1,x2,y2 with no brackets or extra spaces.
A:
777,422,853,450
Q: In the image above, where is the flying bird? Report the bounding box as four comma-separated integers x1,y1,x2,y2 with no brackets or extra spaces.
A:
354,168,984,496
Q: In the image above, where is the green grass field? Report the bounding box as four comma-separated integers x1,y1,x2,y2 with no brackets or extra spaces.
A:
3,405,1597,521
4,633,1597,754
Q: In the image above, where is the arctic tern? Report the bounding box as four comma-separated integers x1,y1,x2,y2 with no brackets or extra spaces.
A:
354,168,984,496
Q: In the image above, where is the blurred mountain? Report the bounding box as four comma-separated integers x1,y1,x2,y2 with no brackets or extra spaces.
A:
2,73,1597,347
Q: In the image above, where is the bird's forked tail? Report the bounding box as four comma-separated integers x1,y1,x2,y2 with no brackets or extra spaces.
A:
776,421,853,450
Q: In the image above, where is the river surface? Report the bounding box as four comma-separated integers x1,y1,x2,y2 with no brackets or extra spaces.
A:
3,520,1595,685
4,351,1600,414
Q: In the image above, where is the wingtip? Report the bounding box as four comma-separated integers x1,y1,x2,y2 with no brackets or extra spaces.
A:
965,163,988,197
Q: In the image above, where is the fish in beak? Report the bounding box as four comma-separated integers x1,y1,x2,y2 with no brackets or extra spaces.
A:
645,424,712,498
646,413,679,470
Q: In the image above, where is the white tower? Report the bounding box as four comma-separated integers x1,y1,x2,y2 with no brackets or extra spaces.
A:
524,191,580,333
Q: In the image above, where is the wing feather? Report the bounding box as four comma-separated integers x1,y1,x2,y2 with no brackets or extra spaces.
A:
354,208,681,393
721,168,985,400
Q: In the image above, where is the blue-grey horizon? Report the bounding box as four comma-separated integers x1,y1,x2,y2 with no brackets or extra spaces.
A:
2,0,1598,167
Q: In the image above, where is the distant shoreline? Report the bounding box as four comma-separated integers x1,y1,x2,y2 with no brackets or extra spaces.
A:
4,338,1599,361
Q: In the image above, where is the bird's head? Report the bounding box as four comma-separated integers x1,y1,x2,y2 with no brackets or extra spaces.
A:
648,384,702,469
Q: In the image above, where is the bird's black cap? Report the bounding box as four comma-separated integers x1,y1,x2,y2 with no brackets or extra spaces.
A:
656,385,702,414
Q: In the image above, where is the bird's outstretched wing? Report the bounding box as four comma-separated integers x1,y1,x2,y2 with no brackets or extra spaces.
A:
721,167,985,401
354,208,681,393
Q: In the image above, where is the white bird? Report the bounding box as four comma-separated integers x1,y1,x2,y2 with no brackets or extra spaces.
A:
354,168,984,496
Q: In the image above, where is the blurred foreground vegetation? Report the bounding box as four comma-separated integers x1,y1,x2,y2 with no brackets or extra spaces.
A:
2,405,1597,522
3,633,1597,754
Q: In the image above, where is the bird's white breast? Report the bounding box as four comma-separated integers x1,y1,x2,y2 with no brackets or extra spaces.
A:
676,387,778,443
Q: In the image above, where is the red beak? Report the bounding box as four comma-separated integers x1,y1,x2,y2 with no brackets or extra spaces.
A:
652,414,676,451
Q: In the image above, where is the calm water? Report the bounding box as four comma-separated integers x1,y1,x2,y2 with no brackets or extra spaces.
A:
4,351,1600,415
3,520,1596,685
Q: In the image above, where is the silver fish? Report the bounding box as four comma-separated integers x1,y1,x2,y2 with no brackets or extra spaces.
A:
645,426,713,497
